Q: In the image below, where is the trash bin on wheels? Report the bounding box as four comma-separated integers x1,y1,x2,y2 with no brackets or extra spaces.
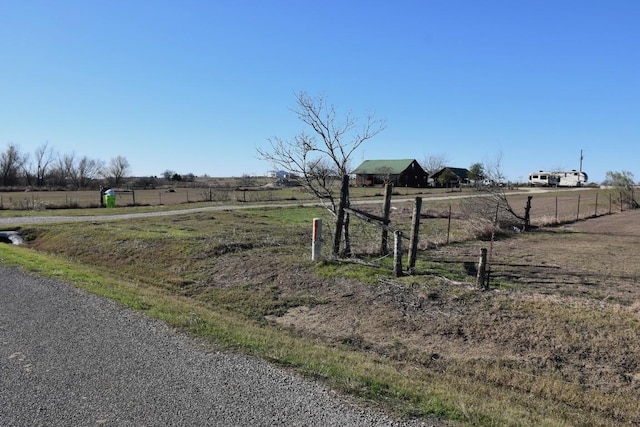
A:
104,189,116,208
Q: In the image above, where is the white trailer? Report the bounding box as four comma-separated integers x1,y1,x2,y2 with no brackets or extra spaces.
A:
528,172,558,187
528,170,588,187
555,170,588,187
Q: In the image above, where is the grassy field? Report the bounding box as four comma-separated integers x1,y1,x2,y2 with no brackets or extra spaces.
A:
1,187,638,426
0,183,454,210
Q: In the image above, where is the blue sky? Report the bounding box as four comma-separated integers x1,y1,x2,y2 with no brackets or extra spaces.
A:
1,1,638,184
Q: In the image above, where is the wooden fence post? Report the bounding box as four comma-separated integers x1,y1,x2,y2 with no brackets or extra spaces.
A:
446,205,452,244
393,230,403,277
380,184,393,255
609,193,612,214
576,194,581,221
524,196,533,231
477,247,488,290
408,197,422,272
594,193,598,217
312,218,322,261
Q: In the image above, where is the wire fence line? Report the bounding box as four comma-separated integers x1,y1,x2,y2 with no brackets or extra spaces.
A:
0,187,631,246
326,189,633,257
0,187,318,210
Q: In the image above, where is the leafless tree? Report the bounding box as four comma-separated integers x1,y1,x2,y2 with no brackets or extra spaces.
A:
106,155,131,187
0,144,28,186
33,142,56,187
74,156,104,188
51,153,104,189
258,91,386,256
421,153,448,176
461,153,526,233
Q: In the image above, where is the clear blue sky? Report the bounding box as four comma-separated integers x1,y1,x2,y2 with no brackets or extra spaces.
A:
1,1,638,184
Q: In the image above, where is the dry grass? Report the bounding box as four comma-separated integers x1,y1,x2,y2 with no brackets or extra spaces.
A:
6,187,640,425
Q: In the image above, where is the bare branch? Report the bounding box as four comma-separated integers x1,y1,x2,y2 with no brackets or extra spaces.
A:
258,91,386,255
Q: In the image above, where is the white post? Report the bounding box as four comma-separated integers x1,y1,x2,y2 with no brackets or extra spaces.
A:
393,230,403,277
312,218,322,261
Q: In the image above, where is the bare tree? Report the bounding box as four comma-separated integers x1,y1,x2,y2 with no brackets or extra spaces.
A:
48,154,71,187
0,144,28,186
106,155,131,187
51,153,104,189
461,153,526,233
60,153,76,186
258,92,386,256
421,153,448,176
74,156,104,188
34,142,56,187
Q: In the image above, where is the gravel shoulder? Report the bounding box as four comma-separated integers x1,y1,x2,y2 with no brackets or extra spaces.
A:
0,265,432,426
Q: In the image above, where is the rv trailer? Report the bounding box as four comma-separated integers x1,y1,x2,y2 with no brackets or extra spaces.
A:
555,170,588,187
528,172,558,187
528,170,588,187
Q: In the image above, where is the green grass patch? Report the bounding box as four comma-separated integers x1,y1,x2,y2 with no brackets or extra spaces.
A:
316,259,391,284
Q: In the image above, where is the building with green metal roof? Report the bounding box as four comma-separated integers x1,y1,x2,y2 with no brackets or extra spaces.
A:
351,159,429,187
430,167,471,187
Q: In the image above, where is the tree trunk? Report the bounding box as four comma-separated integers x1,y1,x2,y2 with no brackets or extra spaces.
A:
380,184,393,255
477,247,488,289
342,213,351,257
524,196,533,231
407,197,422,272
333,174,350,256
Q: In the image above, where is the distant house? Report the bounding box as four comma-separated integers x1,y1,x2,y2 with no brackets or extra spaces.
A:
431,167,471,187
267,170,290,180
352,159,429,187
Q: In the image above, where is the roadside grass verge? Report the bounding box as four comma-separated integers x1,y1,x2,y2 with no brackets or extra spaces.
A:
0,244,467,422
1,243,608,426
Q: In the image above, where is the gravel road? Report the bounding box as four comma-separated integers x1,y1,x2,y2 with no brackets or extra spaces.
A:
0,265,434,426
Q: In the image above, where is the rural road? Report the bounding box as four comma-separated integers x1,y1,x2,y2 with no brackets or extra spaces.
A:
0,266,432,426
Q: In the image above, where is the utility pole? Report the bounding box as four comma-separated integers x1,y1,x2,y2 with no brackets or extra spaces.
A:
579,149,584,186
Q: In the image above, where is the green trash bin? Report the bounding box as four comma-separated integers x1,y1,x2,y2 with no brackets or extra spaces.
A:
104,190,116,208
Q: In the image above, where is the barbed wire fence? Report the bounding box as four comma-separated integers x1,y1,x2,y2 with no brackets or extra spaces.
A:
322,188,638,280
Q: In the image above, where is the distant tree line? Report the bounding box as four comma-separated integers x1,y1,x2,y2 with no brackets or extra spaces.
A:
0,142,208,190
0,142,134,189
161,170,196,183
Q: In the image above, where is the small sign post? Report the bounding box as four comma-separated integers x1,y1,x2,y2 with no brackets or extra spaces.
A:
312,218,322,261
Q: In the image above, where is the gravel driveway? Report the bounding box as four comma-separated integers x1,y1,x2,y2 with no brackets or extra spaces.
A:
0,266,433,426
